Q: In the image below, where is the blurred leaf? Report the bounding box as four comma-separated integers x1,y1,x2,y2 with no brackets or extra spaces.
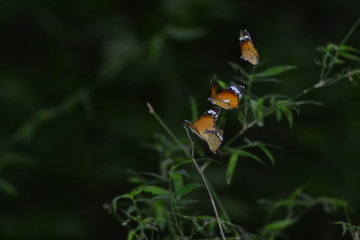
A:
258,145,275,166
170,172,183,192
226,153,239,184
127,231,135,240
252,78,283,83
231,149,265,166
165,26,207,41
143,186,171,196
174,183,202,196
334,58,346,64
339,45,359,52
326,43,338,51
253,65,297,78
229,61,241,71
293,100,323,106
0,178,18,197
0,152,37,169
217,80,228,89
262,218,296,233
148,33,165,62
339,51,360,62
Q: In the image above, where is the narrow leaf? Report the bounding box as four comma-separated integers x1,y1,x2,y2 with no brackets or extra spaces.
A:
143,186,171,196
127,231,135,240
226,153,239,184
170,173,183,192
253,65,297,78
339,45,359,52
174,183,202,196
0,178,18,197
263,218,295,233
339,51,360,62
237,150,266,165
258,145,276,166
165,27,207,41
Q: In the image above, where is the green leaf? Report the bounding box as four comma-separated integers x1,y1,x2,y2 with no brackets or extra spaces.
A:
326,43,338,51
293,100,323,106
276,108,282,122
174,183,202,196
253,65,297,78
0,178,18,197
143,186,171,196
229,61,241,71
226,153,239,184
258,145,276,166
170,172,183,192
217,80,228,89
339,51,360,62
127,231,135,240
252,78,284,83
165,26,207,41
236,149,266,166
339,45,359,52
281,106,293,128
263,218,296,233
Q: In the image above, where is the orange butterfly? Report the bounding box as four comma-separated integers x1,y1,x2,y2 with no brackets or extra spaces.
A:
185,108,223,153
239,29,259,65
208,78,245,110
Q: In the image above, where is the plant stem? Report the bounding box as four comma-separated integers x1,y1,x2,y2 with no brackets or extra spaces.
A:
323,17,360,81
185,127,227,240
146,102,189,157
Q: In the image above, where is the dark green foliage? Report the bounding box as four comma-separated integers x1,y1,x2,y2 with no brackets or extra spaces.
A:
1,1,360,239
109,18,360,239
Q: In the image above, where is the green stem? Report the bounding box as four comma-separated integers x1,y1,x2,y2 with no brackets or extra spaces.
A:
185,127,227,240
322,17,360,81
148,102,240,237
146,102,189,157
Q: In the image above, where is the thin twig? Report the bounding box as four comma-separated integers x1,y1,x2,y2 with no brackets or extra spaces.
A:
146,102,190,157
184,126,227,240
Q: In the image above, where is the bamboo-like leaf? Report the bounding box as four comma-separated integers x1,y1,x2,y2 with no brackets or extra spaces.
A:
281,106,293,128
165,26,207,41
237,149,266,165
293,100,323,106
339,45,359,52
170,172,183,192
229,61,241,71
0,178,18,197
253,65,297,78
226,153,239,184
143,186,171,195
258,145,276,166
339,51,360,62
263,218,296,233
174,183,202,196
276,108,282,122
127,231,135,240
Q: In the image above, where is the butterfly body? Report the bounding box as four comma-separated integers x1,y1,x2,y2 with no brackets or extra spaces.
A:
239,29,259,65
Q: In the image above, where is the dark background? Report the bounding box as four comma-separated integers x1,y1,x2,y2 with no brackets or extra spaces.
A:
0,0,360,239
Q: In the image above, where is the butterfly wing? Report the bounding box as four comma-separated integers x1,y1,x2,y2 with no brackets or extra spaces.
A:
239,30,259,65
208,81,245,109
185,120,204,140
203,129,224,153
185,108,223,153
240,41,259,65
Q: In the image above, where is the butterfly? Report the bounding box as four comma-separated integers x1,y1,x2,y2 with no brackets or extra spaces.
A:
185,108,223,153
239,29,259,65
208,77,245,110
